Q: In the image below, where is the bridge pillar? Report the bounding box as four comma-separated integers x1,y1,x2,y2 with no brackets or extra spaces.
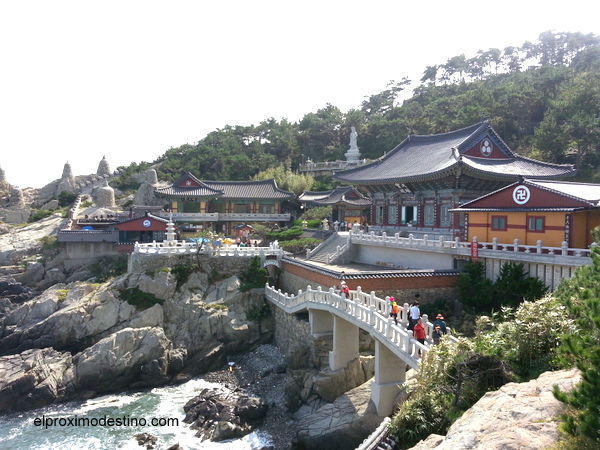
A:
329,315,359,371
309,309,333,335
371,340,407,416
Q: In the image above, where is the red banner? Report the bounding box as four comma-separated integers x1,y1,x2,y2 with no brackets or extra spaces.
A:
470,240,479,261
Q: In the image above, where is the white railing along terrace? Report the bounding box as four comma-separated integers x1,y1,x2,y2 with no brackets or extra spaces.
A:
265,284,457,368
350,230,596,261
133,241,284,258
156,212,291,222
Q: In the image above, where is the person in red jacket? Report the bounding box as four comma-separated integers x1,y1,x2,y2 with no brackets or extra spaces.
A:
413,318,426,356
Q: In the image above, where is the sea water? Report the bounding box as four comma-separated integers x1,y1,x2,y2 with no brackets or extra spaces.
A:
0,378,272,450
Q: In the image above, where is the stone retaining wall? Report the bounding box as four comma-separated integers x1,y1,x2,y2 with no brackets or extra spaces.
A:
272,306,330,369
128,253,254,276
280,260,459,306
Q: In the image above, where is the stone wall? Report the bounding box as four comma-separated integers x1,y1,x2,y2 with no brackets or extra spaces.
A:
280,260,459,306
128,253,255,276
272,306,330,369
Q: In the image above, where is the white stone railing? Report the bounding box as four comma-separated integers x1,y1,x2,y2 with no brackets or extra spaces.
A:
299,159,371,172
350,230,595,265
265,284,457,368
155,212,291,222
133,241,285,259
306,233,350,263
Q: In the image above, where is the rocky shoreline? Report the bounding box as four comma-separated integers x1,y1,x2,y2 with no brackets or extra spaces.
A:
200,344,298,450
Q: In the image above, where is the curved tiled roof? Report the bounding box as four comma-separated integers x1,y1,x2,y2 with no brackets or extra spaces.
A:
454,178,600,213
311,186,371,207
298,190,334,202
155,173,295,200
300,187,371,207
334,121,575,184
461,155,575,179
203,179,295,199
155,172,224,198
155,185,223,197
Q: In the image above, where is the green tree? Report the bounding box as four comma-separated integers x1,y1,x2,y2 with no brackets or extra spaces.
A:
492,262,548,308
57,191,77,207
238,256,268,292
533,72,600,175
457,260,494,311
252,165,314,196
553,229,600,445
298,104,345,162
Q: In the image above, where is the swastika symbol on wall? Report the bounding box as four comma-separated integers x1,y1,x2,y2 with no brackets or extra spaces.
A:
512,185,531,205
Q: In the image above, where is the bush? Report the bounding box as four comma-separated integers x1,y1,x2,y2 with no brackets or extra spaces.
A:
119,287,164,310
38,235,59,251
552,231,600,445
473,296,575,379
171,263,199,287
278,238,322,254
266,225,304,241
457,260,494,311
299,206,332,221
57,191,77,207
28,210,54,223
294,219,321,229
247,301,272,322
458,260,548,313
239,256,268,292
90,256,128,282
492,261,548,308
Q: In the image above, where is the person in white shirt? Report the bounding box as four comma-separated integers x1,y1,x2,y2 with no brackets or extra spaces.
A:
409,301,420,330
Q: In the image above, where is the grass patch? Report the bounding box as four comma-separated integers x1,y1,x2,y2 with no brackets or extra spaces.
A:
56,289,69,303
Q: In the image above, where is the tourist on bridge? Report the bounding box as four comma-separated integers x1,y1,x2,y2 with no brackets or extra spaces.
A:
413,318,426,355
340,281,350,298
433,314,448,334
408,300,420,330
390,301,400,325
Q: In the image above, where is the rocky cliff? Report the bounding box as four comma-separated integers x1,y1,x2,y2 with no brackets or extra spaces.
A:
0,260,274,413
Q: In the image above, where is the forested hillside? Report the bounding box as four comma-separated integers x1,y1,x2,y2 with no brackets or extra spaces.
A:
113,31,600,188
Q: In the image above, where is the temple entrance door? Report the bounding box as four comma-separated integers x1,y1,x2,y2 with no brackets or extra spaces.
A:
402,206,417,225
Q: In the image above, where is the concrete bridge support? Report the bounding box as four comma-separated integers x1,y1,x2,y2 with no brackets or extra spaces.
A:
309,309,333,335
371,340,407,416
329,315,360,371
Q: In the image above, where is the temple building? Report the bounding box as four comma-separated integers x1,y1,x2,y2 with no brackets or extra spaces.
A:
452,178,600,248
299,186,371,226
155,172,295,235
333,121,576,240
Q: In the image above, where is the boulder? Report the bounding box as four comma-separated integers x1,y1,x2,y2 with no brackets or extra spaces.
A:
409,368,582,450
75,326,172,392
0,215,64,264
0,286,135,354
183,387,267,442
293,378,384,450
0,347,76,412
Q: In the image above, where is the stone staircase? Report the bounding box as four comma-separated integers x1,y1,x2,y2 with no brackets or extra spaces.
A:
307,233,350,264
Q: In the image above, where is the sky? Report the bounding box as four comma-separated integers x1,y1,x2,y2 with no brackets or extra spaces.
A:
1,1,598,189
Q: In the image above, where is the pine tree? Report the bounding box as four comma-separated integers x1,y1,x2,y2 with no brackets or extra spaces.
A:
553,229,600,444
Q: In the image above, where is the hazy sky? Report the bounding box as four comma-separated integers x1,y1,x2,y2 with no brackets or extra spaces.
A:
1,1,598,189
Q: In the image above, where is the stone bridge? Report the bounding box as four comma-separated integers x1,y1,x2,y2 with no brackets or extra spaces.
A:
264,284,457,416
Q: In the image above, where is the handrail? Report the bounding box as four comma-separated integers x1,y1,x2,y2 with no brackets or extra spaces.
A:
265,284,457,368
350,230,595,260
